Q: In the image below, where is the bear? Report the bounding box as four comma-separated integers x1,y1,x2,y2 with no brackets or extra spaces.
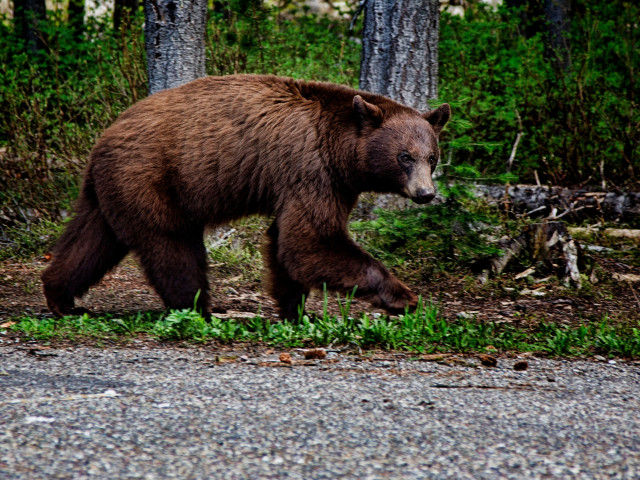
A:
41,74,450,320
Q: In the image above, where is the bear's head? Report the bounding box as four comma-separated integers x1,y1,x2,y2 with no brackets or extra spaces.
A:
353,95,451,204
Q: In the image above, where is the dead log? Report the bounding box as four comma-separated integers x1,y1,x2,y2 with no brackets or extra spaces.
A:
474,184,640,223
569,227,640,241
479,221,582,288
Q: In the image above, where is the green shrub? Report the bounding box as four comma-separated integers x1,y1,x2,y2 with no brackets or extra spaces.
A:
0,10,147,228
439,1,639,187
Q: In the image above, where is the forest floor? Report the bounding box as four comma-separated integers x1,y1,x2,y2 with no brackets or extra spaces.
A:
2,243,639,329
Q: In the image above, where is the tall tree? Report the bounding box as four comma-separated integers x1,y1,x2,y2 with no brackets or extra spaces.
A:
13,0,47,53
144,0,207,95
359,0,440,110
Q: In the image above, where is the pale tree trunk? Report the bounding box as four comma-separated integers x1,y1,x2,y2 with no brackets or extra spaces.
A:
144,0,207,95
359,0,440,110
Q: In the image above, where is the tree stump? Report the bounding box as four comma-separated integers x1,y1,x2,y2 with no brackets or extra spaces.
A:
479,221,582,288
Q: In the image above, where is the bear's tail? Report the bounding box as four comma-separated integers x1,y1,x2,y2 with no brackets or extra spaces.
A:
41,175,129,316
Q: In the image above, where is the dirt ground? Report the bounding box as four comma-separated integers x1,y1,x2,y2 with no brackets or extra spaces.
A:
1,248,639,328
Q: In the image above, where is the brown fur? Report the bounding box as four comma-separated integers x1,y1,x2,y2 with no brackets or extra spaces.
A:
42,74,450,319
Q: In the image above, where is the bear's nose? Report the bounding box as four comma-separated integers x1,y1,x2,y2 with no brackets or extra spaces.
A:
413,188,436,204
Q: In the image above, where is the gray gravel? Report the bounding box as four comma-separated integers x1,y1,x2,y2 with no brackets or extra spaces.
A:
1,345,639,479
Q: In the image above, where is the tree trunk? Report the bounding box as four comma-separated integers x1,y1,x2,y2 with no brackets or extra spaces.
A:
13,0,47,53
359,0,440,110
144,0,207,95
114,0,139,31
543,0,571,71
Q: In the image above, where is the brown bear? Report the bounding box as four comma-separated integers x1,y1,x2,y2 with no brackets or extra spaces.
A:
42,74,450,320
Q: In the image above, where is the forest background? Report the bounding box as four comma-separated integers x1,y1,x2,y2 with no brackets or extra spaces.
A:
1,0,638,235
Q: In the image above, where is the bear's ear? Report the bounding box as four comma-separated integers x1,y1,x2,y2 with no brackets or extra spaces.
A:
423,103,451,135
353,95,384,127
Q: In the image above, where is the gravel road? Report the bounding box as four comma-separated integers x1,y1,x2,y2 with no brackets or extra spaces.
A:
1,344,639,479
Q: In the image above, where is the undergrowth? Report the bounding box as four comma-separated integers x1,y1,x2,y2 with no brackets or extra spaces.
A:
5,296,640,358
351,168,511,280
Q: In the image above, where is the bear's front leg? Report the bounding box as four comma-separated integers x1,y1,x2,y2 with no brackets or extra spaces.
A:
274,216,417,315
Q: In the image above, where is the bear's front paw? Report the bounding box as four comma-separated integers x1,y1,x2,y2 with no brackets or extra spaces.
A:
380,282,418,314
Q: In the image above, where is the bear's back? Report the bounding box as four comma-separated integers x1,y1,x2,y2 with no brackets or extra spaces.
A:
88,75,415,230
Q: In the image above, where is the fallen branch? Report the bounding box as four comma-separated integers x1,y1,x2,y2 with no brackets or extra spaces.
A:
506,109,524,173
569,227,640,241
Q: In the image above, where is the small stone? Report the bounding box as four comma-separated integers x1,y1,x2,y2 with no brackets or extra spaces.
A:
216,355,238,364
478,354,498,367
303,348,327,360
513,360,529,371
520,288,547,297
279,353,293,364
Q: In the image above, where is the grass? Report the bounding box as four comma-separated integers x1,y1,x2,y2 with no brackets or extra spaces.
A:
4,295,640,358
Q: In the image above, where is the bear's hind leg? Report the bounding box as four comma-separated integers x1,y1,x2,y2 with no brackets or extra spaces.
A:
135,232,211,314
262,222,310,321
42,198,129,317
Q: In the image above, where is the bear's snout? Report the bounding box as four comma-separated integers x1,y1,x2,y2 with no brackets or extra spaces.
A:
411,187,436,204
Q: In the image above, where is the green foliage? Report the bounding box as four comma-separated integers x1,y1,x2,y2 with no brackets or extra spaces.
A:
439,1,639,187
0,9,147,229
205,218,267,281
207,1,360,83
351,169,504,275
11,311,152,341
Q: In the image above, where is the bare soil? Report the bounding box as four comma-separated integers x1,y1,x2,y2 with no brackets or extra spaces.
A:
1,250,639,328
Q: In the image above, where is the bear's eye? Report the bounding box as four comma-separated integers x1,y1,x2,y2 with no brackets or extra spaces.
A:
398,152,414,165
429,154,438,168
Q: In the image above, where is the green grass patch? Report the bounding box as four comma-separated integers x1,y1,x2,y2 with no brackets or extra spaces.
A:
5,296,640,358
